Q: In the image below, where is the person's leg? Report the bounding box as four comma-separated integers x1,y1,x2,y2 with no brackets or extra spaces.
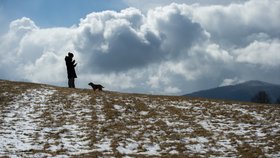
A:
68,78,71,88
72,78,75,88
68,78,74,88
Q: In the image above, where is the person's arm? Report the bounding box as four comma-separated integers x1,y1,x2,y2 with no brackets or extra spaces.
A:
72,60,77,67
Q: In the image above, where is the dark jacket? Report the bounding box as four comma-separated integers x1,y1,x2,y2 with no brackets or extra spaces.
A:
65,56,77,79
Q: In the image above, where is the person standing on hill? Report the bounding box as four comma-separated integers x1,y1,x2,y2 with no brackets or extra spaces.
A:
65,52,77,88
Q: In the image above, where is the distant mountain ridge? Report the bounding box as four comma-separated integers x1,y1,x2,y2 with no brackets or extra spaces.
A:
185,80,280,103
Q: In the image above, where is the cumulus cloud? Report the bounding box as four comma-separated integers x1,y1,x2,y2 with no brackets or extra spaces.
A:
0,17,75,84
75,6,207,73
192,0,280,47
123,0,248,10
0,18,38,78
0,0,280,95
235,39,280,67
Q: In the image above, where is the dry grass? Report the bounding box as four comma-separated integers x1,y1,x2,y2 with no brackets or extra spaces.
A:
0,79,280,157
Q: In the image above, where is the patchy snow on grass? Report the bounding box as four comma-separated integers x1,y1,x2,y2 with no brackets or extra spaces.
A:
94,137,112,152
139,111,149,116
114,104,126,112
140,143,161,156
117,139,139,154
0,87,56,156
1,81,280,157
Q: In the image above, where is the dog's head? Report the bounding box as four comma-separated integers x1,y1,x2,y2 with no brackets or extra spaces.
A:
88,82,94,86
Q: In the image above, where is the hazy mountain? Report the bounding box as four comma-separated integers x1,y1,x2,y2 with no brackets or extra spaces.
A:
185,80,280,103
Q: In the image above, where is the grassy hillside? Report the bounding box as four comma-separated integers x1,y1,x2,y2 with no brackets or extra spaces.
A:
0,80,280,157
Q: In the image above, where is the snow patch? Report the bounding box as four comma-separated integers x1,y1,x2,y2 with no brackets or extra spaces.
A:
117,139,139,154
95,137,112,152
140,143,161,155
114,104,126,112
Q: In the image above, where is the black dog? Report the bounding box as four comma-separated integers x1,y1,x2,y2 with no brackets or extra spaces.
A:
88,82,104,91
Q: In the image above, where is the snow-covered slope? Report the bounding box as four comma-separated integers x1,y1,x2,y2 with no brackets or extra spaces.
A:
0,80,280,157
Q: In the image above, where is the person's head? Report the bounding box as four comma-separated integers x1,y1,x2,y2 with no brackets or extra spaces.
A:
68,52,74,58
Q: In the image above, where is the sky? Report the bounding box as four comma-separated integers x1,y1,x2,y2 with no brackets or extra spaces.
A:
0,0,280,95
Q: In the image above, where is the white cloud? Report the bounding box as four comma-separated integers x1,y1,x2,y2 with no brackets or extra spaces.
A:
22,51,65,83
164,86,181,94
205,44,233,62
219,78,242,87
0,17,76,84
0,0,280,95
0,17,39,78
9,17,38,34
235,39,280,67
75,5,208,73
192,0,280,46
123,0,248,10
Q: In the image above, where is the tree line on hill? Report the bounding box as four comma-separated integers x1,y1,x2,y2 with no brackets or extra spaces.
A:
251,91,280,104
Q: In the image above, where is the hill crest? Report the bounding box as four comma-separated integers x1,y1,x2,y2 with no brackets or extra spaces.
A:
1,79,280,157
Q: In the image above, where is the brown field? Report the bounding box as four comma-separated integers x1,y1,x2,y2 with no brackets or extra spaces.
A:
0,80,280,157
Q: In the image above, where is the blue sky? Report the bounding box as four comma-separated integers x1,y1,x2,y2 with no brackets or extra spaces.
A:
0,0,126,28
0,0,280,95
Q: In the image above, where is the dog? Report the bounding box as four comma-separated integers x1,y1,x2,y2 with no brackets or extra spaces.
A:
88,82,104,91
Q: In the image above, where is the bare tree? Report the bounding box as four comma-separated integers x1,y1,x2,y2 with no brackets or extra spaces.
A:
251,91,271,104
276,96,280,104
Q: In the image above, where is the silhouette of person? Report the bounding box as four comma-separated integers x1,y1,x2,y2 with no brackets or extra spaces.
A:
65,52,77,88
